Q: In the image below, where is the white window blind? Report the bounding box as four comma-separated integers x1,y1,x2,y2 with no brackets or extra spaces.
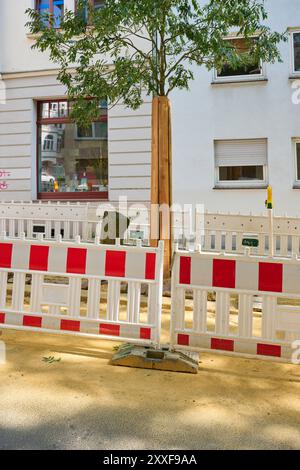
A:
215,139,267,167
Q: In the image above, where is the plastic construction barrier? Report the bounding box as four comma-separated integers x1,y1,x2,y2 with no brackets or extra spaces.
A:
0,234,164,345
171,249,300,362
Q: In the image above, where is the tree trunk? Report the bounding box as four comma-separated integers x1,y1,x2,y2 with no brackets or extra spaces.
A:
151,96,172,278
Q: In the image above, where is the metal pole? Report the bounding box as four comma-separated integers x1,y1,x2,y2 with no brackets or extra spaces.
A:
266,186,274,257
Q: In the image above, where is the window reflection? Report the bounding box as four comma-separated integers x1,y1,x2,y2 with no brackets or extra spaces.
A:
294,33,300,72
217,37,261,78
297,143,300,181
36,0,64,28
38,100,108,196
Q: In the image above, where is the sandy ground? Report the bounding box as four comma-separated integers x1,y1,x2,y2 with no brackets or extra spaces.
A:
1,301,300,451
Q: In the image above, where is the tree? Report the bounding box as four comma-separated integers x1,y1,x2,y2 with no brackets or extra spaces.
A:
26,0,285,275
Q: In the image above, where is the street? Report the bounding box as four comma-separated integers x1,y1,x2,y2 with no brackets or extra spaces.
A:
0,312,300,450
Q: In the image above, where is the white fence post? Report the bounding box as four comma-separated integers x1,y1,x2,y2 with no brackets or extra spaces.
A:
0,271,7,309
238,294,253,337
11,272,26,311
30,273,44,313
87,278,101,319
262,296,277,340
215,292,230,336
68,278,82,317
193,289,208,334
127,282,141,323
107,280,121,322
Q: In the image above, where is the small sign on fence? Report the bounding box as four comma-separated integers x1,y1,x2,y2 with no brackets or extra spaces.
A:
130,230,144,241
242,238,259,248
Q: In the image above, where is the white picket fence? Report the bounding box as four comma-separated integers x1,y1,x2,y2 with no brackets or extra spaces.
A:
1,201,300,257
171,248,300,361
0,201,94,241
0,233,164,345
196,211,300,257
0,201,191,245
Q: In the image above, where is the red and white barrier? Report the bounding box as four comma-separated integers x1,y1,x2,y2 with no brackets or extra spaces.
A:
171,249,300,362
0,234,164,345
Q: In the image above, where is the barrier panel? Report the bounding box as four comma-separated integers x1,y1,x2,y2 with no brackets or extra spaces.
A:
0,201,95,241
196,211,300,257
171,248,300,362
2,200,300,256
0,234,164,345
0,201,192,246
0,201,192,247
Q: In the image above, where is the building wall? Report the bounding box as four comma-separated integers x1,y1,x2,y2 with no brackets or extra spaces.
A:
0,0,299,215
0,0,151,204
172,0,300,216
0,0,74,73
108,98,152,203
0,72,151,203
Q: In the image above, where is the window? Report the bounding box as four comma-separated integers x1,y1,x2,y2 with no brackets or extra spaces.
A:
214,139,268,188
76,0,105,22
295,140,300,182
76,121,107,140
37,100,108,200
36,0,64,28
43,134,54,151
292,32,300,74
94,0,105,11
215,37,262,81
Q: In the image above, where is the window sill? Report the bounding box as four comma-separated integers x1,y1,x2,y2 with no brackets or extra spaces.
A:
289,75,300,80
211,77,268,86
27,25,94,41
38,191,109,201
293,184,300,189
213,185,268,190
26,32,42,40
26,29,62,40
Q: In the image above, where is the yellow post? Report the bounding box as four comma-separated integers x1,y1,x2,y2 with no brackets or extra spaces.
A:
267,186,273,209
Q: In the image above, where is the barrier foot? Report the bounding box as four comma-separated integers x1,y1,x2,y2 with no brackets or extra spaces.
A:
111,344,199,374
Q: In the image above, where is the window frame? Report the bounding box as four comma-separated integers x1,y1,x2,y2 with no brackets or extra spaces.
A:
291,30,300,76
75,122,108,141
35,0,65,29
213,35,265,83
294,139,300,186
43,134,55,151
36,99,109,201
214,138,268,189
75,0,105,7
93,0,106,10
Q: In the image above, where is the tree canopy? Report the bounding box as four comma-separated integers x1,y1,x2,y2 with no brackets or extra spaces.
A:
26,0,285,124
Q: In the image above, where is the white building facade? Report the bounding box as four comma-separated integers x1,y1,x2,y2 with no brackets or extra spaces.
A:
0,0,299,215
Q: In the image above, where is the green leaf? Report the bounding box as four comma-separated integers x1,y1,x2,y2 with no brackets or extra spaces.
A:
42,356,62,364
